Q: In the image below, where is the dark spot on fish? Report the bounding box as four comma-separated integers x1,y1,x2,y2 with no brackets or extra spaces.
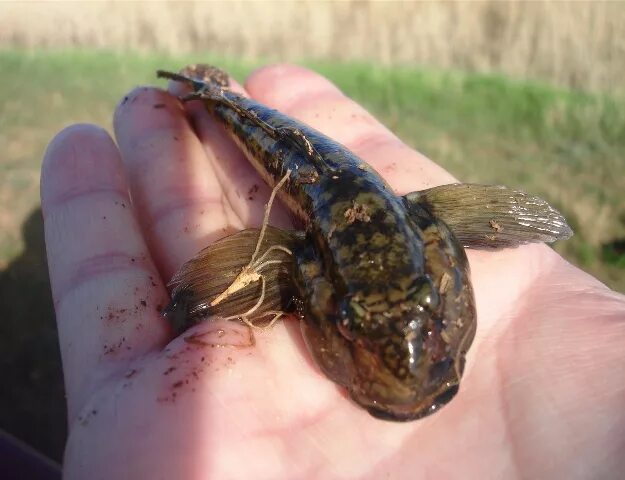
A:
153,103,166,109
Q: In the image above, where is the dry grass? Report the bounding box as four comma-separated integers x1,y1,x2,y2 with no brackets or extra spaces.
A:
1,1,624,92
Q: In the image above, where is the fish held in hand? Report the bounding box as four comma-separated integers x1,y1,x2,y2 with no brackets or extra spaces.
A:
159,65,572,421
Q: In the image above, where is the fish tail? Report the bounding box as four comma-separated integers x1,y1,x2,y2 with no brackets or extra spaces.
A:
157,64,230,94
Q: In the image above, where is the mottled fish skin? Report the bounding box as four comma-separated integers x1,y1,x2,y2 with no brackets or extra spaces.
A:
167,65,477,420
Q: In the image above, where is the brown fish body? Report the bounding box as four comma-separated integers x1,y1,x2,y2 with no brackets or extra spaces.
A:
160,66,571,420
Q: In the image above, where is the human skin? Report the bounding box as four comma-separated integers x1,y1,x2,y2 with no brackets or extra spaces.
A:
41,65,625,479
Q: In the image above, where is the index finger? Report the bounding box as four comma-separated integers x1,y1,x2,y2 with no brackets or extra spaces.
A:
41,125,171,419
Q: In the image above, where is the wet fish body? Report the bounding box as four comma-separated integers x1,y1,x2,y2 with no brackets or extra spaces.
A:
160,66,572,420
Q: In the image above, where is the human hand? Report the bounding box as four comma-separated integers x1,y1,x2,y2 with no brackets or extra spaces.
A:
42,65,625,479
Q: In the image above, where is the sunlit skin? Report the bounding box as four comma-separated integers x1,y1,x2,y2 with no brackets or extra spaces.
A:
42,65,625,479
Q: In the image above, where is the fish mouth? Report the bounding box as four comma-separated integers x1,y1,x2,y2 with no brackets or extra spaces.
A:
353,383,460,422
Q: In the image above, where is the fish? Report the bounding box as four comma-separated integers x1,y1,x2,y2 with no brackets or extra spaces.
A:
157,65,573,421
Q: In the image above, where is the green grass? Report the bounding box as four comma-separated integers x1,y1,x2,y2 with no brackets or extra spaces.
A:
1,49,624,460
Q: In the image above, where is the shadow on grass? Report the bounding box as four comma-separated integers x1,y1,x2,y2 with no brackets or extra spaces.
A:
0,208,66,462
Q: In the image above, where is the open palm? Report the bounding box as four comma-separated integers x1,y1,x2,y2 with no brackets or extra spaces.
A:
42,65,625,479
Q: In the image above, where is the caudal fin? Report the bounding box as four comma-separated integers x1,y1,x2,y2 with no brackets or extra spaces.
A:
157,64,230,93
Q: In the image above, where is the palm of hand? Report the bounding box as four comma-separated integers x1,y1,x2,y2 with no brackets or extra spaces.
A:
42,65,625,479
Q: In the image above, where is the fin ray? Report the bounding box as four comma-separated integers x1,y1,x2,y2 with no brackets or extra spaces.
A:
164,227,303,334
404,184,573,250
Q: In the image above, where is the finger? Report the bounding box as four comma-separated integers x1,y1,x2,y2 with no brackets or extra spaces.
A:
172,76,292,229
114,87,237,280
245,64,456,193
41,125,170,418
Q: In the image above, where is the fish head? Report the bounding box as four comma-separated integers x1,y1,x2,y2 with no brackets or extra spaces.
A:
337,270,476,421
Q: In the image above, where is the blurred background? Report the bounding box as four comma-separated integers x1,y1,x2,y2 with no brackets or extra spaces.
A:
1,0,624,464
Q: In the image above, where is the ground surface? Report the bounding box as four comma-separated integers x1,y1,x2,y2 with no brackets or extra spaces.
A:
1,49,623,461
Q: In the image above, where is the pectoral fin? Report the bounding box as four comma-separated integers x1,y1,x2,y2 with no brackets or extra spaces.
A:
163,227,304,334
404,184,573,250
